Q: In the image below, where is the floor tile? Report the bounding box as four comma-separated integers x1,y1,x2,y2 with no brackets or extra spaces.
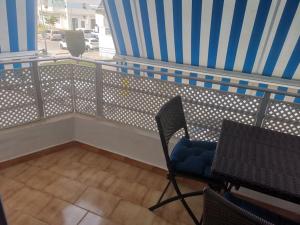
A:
155,198,201,225
79,212,120,225
5,187,52,216
152,216,173,225
14,166,40,183
44,177,86,203
0,163,30,178
79,152,112,170
49,161,87,179
26,169,60,190
27,154,60,169
75,187,120,217
142,189,164,208
76,167,113,189
136,170,168,192
56,148,87,163
37,198,87,225
106,160,141,182
110,200,155,225
10,213,48,225
0,176,24,199
107,178,148,204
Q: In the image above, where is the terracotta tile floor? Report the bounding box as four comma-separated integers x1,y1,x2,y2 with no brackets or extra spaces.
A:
0,147,205,225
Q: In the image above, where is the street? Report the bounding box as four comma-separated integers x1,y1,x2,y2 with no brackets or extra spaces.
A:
37,36,107,60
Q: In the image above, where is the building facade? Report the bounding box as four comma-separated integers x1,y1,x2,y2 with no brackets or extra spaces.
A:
39,0,99,30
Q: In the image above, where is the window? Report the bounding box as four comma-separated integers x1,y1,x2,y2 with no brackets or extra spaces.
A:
72,18,78,30
81,20,85,28
91,19,96,29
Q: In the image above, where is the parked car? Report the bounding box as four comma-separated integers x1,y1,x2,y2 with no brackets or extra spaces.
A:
76,28,93,38
47,30,63,41
59,39,67,49
85,38,99,50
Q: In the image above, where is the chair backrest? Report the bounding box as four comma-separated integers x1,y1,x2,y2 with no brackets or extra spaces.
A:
202,188,274,225
0,196,8,225
65,30,86,57
155,95,189,169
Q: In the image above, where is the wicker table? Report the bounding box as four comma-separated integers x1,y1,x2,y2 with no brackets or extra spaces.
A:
212,119,300,204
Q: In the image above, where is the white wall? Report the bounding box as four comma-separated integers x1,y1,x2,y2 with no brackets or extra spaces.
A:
0,115,74,162
73,115,166,169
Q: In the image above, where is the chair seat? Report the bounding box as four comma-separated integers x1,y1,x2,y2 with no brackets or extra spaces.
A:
170,137,217,178
225,193,299,225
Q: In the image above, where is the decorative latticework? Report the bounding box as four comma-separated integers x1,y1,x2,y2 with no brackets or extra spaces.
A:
73,64,96,115
0,67,39,128
102,69,262,141
262,100,300,136
0,61,299,139
39,64,73,117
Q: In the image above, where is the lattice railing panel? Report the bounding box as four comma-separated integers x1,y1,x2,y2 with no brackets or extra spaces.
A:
39,64,73,117
262,100,300,136
73,65,96,115
1,61,299,140
102,69,262,141
0,67,39,129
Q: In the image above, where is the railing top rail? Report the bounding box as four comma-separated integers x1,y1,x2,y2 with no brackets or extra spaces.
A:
1,56,300,98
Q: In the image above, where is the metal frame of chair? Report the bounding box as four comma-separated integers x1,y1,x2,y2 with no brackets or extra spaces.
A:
149,95,224,225
202,188,275,225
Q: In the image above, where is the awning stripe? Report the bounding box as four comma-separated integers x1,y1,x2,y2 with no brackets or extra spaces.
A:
225,0,247,71
263,0,299,76
122,0,140,57
242,0,272,73
106,0,127,55
104,0,300,80
191,0,201,66
155,0,168,62
207,0,224,69
0,0,36,70
283,38,300,79
139,0,154,59
173,0,183,64
26,0,36,51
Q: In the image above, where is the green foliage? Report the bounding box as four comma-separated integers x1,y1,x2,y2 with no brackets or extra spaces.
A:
45,16,58,26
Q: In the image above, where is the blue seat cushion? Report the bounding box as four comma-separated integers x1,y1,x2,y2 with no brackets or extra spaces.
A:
225,193,299,225
170,137,217,178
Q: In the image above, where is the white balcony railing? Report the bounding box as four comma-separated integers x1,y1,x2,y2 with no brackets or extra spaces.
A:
0,57,299,141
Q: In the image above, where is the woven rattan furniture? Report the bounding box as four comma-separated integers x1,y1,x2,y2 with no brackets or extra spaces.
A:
203,188,299,225
149,96,224,225
212,120,300,204
202,188,275,225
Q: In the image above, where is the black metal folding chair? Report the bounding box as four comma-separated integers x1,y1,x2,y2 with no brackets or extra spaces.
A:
0,196,8,225
149,96,224,225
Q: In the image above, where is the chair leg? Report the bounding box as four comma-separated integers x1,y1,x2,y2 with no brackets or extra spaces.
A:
171,178,201,225
149,190,203,211
156,180,171,205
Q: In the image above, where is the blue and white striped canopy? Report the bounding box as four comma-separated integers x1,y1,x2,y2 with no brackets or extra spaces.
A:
0,0,36,69
104,0,300,81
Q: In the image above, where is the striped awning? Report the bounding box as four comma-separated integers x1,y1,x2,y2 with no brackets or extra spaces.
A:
0,0,37,69
104,0,300,81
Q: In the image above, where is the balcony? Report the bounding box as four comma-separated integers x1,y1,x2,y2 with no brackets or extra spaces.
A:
0,55,300,225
